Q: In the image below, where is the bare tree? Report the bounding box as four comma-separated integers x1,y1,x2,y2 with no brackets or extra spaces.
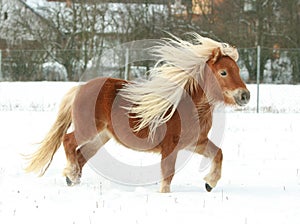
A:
32,0,111,81
1,0,113,81
1,0,299,82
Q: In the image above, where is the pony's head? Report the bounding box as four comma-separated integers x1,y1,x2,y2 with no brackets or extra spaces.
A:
120,33,250,138
205,47,250,106
147,32,250,107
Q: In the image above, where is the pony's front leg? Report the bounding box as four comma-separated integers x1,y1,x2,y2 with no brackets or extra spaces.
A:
194,139,223,192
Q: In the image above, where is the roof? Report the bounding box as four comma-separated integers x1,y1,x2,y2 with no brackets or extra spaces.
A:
0,0,169,46
46,0,168,4
24,0,167,34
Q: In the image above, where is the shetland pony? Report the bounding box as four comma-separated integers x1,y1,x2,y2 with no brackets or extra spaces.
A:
25,33,250,193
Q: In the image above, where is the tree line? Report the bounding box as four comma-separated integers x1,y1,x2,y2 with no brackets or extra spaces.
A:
0,0,299,82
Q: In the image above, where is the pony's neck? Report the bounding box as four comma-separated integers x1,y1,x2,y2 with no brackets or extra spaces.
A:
190,83,214,116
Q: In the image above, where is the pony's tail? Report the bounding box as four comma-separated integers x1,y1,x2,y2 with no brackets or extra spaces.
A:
24,86,79,176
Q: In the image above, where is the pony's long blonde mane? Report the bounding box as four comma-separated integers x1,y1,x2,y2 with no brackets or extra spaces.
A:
120,32,238,139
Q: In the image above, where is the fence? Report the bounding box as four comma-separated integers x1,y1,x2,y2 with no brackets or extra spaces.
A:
0,49,87,81
236,46,300,113
238,47,300,84
0,47,299,82
0,47,299,113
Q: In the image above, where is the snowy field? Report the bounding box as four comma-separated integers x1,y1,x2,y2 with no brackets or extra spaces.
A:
0,82,300,224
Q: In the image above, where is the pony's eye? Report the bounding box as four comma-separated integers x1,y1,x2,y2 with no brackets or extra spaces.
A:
220,70,227,76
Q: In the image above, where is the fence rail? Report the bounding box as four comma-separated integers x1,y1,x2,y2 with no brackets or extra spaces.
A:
0,47,299,83
0,47,299,113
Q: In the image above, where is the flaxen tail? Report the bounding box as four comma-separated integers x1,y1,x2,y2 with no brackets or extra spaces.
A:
25,86,79,176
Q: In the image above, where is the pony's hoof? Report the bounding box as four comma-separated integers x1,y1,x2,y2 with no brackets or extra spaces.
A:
66,177,73,186
160,185,171,193
66,176,80,186
205,183,213,192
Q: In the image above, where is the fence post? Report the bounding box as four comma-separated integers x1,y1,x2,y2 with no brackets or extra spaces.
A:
124,47,129,80
256,45,261,113
0,50,2,80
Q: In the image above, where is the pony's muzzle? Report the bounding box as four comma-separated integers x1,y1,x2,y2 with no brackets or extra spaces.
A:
234,89,250,106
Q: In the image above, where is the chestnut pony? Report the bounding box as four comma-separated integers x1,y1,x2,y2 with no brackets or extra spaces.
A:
25,33,250,193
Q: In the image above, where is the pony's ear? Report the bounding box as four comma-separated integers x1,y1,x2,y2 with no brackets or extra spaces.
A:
210,47,222,64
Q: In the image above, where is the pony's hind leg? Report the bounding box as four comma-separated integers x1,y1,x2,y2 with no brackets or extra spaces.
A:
76,131,110,174
62,132,81,186
160,149,179,193
194,138,223,192
63,131,110,186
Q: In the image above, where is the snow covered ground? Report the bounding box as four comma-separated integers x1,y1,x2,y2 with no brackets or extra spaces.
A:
1,82,300,113
0,82,300,224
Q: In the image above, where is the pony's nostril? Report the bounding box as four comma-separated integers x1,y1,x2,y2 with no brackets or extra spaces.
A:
235,90,250,106
240,90,250,103
241,92,247,101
